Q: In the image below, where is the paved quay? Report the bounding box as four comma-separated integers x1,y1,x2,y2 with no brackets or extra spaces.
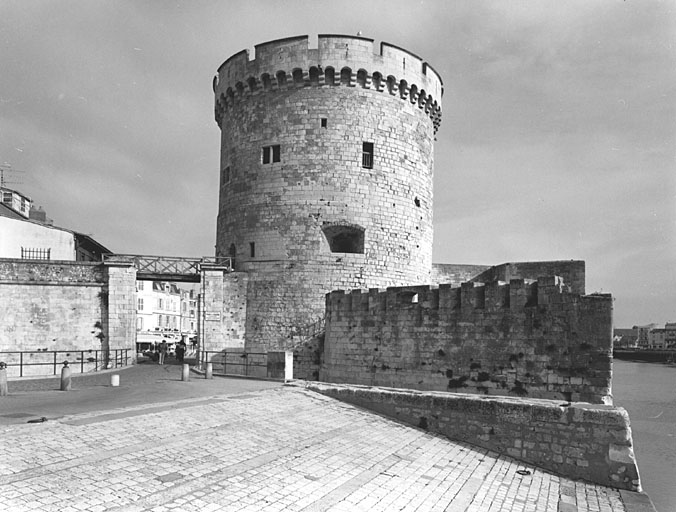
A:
0,363,652,511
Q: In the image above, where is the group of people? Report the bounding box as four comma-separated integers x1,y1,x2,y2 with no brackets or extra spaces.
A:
155,339,189,365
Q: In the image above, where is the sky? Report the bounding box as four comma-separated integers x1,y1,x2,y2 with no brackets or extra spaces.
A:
1,0,674,328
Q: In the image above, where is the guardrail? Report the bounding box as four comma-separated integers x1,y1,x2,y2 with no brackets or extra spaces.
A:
290,316,325,348
199,350,286,380
0,349,131,378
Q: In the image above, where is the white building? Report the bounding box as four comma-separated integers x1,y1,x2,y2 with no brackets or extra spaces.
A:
136,281,182,334
0,188,110,261
180,288,199,335
1,187,31,218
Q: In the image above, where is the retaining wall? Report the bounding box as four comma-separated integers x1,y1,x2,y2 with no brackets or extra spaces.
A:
307,382,641,492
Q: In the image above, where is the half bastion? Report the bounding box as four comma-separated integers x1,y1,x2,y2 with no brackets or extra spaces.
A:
321,274,613,404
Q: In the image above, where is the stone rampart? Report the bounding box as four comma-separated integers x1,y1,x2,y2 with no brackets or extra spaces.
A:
321,275,613,403
0,259,140,375
0,259,107,354
0,259,103,284
307,383,641,492
470,260,586,295
430,263,490,286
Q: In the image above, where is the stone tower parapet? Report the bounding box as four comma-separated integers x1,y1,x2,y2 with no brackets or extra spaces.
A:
214,35,443,132
213,35,442,350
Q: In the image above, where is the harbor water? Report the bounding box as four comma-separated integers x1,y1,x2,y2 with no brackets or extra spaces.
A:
613,359,676,512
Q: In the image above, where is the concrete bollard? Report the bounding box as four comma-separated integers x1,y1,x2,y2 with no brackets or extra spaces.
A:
110,374,120,387
285,350,294,383
60,361,72,391
181,363,190,382
0,362,8,396
205,362,213,380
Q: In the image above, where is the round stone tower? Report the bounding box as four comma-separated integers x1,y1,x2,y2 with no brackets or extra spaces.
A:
213,35,443,350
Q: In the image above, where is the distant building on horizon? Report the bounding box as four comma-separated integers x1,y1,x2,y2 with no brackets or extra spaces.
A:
614,323,676,349
613,328,638,348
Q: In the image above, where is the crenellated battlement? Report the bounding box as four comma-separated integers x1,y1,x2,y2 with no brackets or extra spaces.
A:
213,34,443,132
322,275,614,404
327,275,610,316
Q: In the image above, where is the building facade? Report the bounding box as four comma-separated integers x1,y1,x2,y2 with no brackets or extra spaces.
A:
180,288,199,335
665,322,676,348
1,186,32,218
648,328,666,349
136,281,182,334
0,198,110,262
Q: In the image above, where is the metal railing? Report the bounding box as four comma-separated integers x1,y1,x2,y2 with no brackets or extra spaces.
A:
199,350,285,380
290,316,325,349
0,349,131,378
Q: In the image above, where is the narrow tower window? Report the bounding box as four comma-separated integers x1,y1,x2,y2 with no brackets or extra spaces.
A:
249,242,256,258
321,118,327,128
362,142,374,169
221,166,231,186
262,145,281,164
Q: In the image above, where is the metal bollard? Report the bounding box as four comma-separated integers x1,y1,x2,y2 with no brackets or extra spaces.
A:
60,361,71,391
110,374,120,387
205,361,213,379
0,362,8,396
181,363,190,382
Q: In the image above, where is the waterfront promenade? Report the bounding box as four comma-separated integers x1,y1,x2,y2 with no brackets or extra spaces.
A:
0,362,655,511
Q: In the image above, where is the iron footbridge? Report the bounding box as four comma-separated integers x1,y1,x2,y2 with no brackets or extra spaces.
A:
102,254,233,282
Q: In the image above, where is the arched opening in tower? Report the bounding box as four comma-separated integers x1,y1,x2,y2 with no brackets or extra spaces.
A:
322,224,365,254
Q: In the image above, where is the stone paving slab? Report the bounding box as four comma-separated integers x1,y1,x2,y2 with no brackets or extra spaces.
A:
0,360,281,425
0,384,631,512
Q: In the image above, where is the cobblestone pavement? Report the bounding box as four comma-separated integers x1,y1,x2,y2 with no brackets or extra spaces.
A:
0,380,631,512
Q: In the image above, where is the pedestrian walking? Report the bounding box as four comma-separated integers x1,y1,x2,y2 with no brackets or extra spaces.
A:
176,340,186,362
159,339,168,365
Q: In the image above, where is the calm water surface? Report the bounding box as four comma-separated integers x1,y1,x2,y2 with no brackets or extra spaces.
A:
613,360,676,512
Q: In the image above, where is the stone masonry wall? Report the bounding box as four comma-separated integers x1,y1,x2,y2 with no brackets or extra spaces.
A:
102,262,137,358
0,260,107,375
201,268,248,356
430,263,490,286
471,261,586,295
321,275,613,404
307,383,641,492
